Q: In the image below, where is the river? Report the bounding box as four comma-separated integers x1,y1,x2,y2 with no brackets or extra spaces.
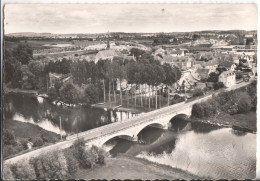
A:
3,93,256,179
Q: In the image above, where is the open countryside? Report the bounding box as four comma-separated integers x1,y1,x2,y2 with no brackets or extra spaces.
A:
2,3,257,180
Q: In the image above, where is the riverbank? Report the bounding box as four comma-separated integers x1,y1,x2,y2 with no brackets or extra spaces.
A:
189,111,256,133
75,154,202,180
3,87,38,96
4,119,60,139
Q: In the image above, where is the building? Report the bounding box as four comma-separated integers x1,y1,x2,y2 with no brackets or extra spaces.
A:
218,70,236,87
95,49,123,63
49,73,72,88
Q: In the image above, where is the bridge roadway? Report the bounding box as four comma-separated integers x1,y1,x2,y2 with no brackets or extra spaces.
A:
4,80,252,165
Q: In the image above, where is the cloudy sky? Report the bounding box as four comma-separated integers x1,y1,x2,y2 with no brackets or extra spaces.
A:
4,3,258,34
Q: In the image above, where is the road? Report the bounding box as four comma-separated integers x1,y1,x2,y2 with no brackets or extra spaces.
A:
4,80,253,165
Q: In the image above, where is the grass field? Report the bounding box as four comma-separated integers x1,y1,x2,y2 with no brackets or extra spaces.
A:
3,119,59,139
5,40,73,50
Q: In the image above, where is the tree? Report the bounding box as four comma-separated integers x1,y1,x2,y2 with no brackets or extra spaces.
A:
47,87,58,100
129,48,145,60
32,137,44,147
12,44,33,64
192,103,204,118
59,83,79,104
192,88,204,97
10,160,36,179
207,72,219,82
3,129,16,146
83,84,100,104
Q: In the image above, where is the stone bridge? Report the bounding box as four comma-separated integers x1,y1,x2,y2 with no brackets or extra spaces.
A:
67,95,212,147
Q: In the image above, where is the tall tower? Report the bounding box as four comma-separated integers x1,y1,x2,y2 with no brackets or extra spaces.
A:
107,31,110,49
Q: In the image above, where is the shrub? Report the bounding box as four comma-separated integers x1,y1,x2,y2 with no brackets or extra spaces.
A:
3,145,23,158
63,148,79,176
3,129,16,146
18,138,29,150
213,82,224,90
40,131,58,143
32,137,44,147
30,151,69,179
70,138,88,168
3,164,14,180
91,145,106,165
10,160,36,179
192,103,204,118
192,88,204,98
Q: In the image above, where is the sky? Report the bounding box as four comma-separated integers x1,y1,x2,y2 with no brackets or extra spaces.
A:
4,3,258,34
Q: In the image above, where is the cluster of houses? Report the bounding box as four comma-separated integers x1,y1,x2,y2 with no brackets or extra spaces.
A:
46,38,257,102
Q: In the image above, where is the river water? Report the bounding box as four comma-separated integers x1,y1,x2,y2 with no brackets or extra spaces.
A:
3,93,256,179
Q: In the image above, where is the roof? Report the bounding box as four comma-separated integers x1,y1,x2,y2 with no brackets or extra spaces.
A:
189,46,211,52
219,60,234,68
95,49,123,61
49,73,72,80
162,55,174,63
204,59,219,67
219,70,235,78
196,69,210,80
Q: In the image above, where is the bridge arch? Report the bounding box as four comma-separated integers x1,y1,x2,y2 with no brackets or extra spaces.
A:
133,122,167,137
169,113,190,131
95,133,136,147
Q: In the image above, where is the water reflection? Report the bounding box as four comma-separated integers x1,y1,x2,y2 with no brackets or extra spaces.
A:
103,121,256,180
3,93,136,135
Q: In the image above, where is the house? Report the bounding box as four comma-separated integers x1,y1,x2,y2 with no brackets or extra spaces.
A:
218,70,236,87
95,49,123,63
219,60,234,70
49,73,72,88
230,64,237,72
177,71,198,91
194,69,210,81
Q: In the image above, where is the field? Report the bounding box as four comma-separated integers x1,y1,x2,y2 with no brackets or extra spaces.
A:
75,155,202,180
5,39,74,50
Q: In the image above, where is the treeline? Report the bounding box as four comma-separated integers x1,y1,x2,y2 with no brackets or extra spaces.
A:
192,80,257,119
5,44,182,107
69,53,181,108
3,138,106,180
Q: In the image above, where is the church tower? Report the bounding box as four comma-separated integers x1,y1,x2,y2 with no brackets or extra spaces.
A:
106,31,110,49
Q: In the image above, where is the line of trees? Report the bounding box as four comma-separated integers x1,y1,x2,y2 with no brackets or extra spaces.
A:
3,138,106,180
70,53,181,109
192,80,256,118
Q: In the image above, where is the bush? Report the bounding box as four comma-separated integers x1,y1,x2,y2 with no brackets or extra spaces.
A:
18,138,29,150
3,129,16,146
10,160,36,179
29,151,69,179
47,87,58,100
3,145,23,158
70,138,88,168
63,148,79,176
91,145,106,165
192,103,204,118
3,164,14,180
32,137,44,147
40,131,58,143
213,82,224,90
192,88,204,98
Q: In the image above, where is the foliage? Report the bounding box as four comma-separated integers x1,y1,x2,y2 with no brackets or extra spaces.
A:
207,72,219,82
3,164,14,180
10,160,36,179
47,87,58,100
3,129,16,146
213,82,224,90
83,84,100,104
32,137,44,147
192,88,204,97
192,103,205,118
63,148,79,176
59,83,79,104
29,151,69,179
